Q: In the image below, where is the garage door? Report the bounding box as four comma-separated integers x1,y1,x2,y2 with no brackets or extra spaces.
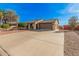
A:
39,23,53,30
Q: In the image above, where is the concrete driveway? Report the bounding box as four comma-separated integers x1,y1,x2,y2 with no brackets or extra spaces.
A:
0,31,64,56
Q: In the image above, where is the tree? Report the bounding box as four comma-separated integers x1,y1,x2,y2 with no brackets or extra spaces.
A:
2,10,8,24
0,9,18,25
18,22,27,30
4,10,18,24
0,9,19,30
0,9,4,25
18,22,26,27
68,16,78,30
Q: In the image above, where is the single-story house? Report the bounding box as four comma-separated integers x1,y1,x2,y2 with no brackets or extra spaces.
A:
26,19,59,31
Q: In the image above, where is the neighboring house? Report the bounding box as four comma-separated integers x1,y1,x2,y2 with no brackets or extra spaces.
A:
26,19,59,31
3,17,18,27
0,19,18,26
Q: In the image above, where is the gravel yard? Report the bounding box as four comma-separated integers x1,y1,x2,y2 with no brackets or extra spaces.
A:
64,31,79,56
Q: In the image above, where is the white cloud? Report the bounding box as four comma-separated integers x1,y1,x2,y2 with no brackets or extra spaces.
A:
60,4,79,14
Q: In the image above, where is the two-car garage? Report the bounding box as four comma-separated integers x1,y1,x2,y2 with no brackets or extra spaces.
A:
36,23,53,30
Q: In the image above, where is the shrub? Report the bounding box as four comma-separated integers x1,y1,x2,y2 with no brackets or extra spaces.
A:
18,22,26,27
64,25,71,30
74,25,79,30
1,24,10,29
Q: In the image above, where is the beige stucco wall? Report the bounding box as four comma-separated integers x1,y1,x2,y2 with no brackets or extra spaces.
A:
27,20,59,30
53,20,59,31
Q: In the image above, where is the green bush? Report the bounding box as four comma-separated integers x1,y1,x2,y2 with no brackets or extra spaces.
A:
1,24,10,29
0,25,2,28
18,22,26,27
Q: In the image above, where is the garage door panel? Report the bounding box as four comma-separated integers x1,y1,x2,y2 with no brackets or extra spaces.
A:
39,23,52,30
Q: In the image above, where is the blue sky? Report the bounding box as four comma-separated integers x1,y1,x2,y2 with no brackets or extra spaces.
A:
0,3,79,25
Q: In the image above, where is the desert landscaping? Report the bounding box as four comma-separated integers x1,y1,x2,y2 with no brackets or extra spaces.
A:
64,31,79,56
